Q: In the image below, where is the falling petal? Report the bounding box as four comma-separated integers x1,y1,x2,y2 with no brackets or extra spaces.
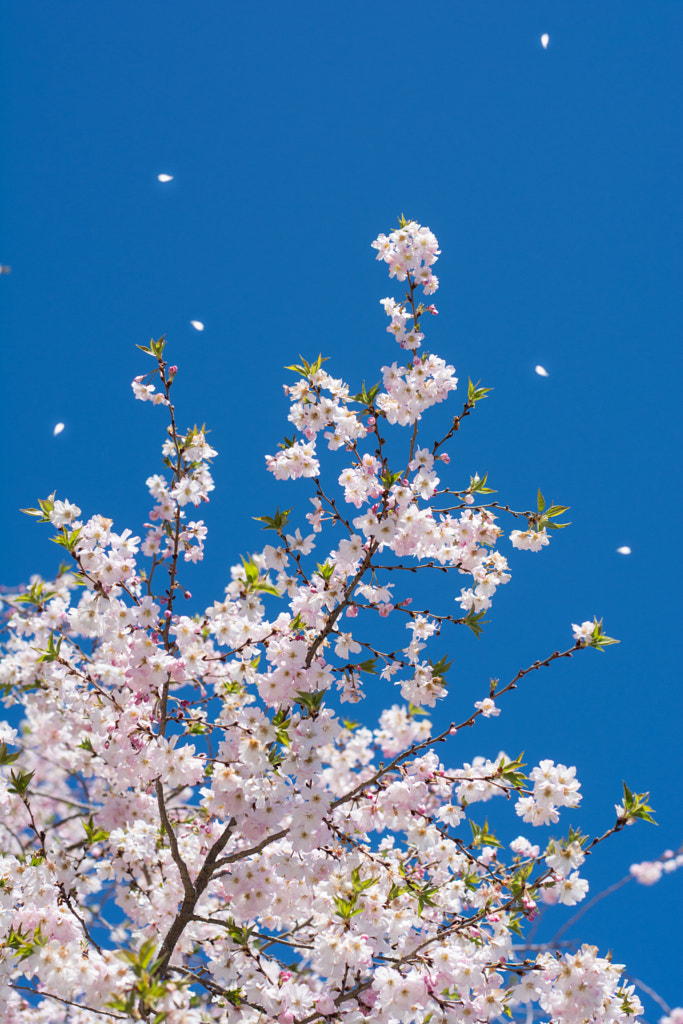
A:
53,422,65,436
541,34,549,49
535,365,549,377
616,546,632,555
157,173,174,182
190,320,205,331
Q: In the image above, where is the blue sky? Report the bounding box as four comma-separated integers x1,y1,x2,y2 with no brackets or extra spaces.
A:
1,1,681,1014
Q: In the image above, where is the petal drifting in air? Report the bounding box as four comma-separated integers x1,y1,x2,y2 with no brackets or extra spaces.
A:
541,34,549,49
157,174,174,183
53,423,65,436
535,365,549,377
616,546,632,555
190,321,205,331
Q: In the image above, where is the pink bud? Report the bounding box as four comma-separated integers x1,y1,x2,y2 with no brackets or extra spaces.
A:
439,452,450,464
185,591,192,599
346,604,359,618
367,416,376,427
168,365,178,376
164,610,172,618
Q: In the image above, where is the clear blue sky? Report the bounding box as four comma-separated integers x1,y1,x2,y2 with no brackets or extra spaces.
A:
1,1,681,1015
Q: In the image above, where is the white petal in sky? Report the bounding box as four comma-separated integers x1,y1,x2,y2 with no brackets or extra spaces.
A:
616,546,632,555
535,365,549,377
157,173,174,182
53,422,65,436
190,320,205,331
541,34,550,49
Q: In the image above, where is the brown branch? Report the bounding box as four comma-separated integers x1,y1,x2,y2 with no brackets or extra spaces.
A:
11,984,127,1020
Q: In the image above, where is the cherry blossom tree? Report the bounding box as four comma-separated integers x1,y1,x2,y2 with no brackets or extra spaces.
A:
0,219,679,1024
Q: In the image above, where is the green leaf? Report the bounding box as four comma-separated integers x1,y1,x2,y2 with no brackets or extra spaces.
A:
497,753,527,790
536,495,571,531
469,472,496,495
8,768,35,797
380,470,402,489
36,632,63,663
254,581,282,597
462,607,488,638
14,581,57,607
284,353,328,378
416,884,440,915
150,334,167,358
50,526,82,555
295,690,327,714
351,866,379,893
545,504,570,518
430,655,452,681
620,781,657,825
223,917,255,948
387,882,407,901
333,896,364,920
583,617,620,652
467,379,493,405
5,925,46,961
469,818,503,849
20,492,56,524
510,862,534,897
83,816,110,846
222,988,244,1008
253,506,293,533
351,381,381,407
315,561,335,582
0,743,20,767
236,556,281,598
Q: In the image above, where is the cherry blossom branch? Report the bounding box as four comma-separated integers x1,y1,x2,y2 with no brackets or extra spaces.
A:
304,540,379,668
10,985,128,1020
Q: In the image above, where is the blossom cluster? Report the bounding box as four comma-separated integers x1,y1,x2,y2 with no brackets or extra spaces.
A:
630,847,683,885
0,222,665,1024
372,220,440,294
